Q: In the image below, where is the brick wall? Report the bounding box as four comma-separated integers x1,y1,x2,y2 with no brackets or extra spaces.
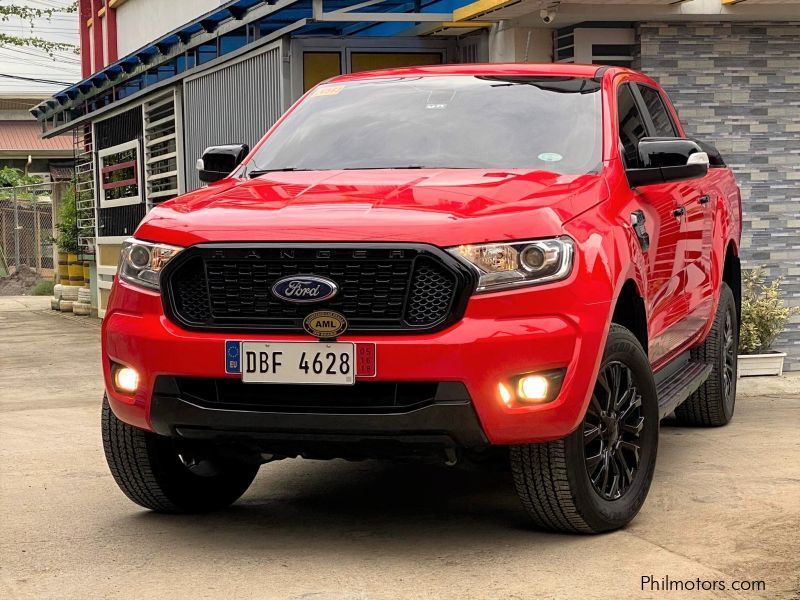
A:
638,22,800,370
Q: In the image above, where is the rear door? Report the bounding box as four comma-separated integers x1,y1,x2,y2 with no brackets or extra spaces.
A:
617,83,686,363
635,83,715,341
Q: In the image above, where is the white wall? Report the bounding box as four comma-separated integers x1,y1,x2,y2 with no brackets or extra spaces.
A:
116,0,226,56
488,25,552,63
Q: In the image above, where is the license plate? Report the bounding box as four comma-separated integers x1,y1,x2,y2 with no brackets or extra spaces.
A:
234,341,356,385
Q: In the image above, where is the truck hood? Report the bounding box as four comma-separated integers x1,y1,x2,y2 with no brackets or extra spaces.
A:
136,169,607,247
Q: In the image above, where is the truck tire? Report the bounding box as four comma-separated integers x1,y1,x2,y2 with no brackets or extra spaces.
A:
675,283,738,427
101,396,259,513
510,324,659,533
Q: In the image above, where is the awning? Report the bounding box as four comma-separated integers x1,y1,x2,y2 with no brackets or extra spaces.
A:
32,0,472,131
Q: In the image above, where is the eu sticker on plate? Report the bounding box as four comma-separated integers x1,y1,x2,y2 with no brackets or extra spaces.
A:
225,340,241,374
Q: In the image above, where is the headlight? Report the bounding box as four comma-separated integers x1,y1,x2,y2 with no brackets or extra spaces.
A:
118,238,183,290
449,237,574,292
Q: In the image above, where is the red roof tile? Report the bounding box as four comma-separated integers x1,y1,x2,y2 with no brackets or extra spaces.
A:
0,120,72,152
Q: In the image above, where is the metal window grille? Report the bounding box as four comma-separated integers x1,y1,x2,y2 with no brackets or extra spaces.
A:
143,89,182,207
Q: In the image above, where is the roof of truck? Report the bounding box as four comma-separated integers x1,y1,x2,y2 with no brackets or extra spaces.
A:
329,63,622,83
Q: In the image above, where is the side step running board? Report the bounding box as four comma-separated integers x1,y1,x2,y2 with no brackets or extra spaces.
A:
654,360,712,419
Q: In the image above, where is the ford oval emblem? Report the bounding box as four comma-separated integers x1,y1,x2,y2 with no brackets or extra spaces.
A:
271,275,338,304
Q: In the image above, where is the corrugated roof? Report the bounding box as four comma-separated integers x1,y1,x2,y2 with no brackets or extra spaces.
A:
0,120,72,153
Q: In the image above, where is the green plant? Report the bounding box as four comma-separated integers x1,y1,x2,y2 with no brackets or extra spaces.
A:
738,267,799,355
52,183,80,254
0,166,43,188
32,280,55,296
0,2,78,56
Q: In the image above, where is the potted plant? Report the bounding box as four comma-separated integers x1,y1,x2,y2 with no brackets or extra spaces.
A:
737,267,798,376
49,182,79,281
53,182,80,256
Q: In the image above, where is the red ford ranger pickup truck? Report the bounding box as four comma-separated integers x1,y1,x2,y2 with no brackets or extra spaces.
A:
101,63,742,533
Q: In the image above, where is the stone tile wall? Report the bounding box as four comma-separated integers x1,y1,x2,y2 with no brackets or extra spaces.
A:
638,22,800,369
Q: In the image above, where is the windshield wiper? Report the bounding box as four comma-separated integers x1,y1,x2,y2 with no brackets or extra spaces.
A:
340,165,426,170
250,165,434,177
248,167,311,178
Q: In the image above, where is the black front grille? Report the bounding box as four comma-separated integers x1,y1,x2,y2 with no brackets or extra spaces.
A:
162,244,474,333
167,377,441,414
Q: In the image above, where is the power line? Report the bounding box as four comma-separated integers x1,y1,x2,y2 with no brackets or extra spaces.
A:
0,61,79,72
34,15,78,21
0,1,78,21
0,59,81,71
0,59,79,78
0,72,72,85
0,25,78,33
26,0,75,10
1,43,80,56
0,60,80,72
0,68,74,73
0,45,81,63
0,45,80,63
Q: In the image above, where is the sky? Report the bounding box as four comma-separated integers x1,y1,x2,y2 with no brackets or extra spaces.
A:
0,0,81,97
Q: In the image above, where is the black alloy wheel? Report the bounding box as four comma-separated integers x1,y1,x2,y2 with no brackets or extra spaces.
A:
583,361,645,501
722,309,736,402
510,324,659,533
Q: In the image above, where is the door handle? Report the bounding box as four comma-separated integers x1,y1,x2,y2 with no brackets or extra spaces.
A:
699,194,711,204
673,206,686,217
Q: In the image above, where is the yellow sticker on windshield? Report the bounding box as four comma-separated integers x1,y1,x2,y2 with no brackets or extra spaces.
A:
313,85,344,97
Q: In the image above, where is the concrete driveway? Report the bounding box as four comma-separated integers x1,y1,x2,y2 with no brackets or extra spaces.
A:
1,297,798,599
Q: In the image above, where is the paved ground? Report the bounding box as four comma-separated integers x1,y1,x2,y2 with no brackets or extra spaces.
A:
1,297,799,600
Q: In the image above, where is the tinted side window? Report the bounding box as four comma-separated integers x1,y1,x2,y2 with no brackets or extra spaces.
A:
617,85,647,168
638,85,677,137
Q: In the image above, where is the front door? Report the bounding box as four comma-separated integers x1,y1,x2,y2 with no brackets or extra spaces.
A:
617,83,686,363
635,83,714,343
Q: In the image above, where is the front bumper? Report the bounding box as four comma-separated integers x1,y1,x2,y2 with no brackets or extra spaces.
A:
150,379,488,454
103,278,611,445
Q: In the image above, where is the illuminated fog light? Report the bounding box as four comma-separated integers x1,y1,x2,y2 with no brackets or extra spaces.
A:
114,367,139,393
517,375,550,402
498,382,512,406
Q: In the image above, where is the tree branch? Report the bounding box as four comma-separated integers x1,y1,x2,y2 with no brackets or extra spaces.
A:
0,3,79,53
0,33,78,56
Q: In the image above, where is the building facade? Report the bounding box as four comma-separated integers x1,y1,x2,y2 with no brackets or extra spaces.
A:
1,94,73,180
34,0,800,368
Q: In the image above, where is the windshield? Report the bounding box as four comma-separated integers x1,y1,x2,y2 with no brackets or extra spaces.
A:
246,75,602,175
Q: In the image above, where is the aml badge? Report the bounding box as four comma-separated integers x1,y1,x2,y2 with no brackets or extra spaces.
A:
303,310,348,339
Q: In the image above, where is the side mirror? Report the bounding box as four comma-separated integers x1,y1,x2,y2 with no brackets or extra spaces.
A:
626,138,709,187
688,138,726,167
196,144,249,183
